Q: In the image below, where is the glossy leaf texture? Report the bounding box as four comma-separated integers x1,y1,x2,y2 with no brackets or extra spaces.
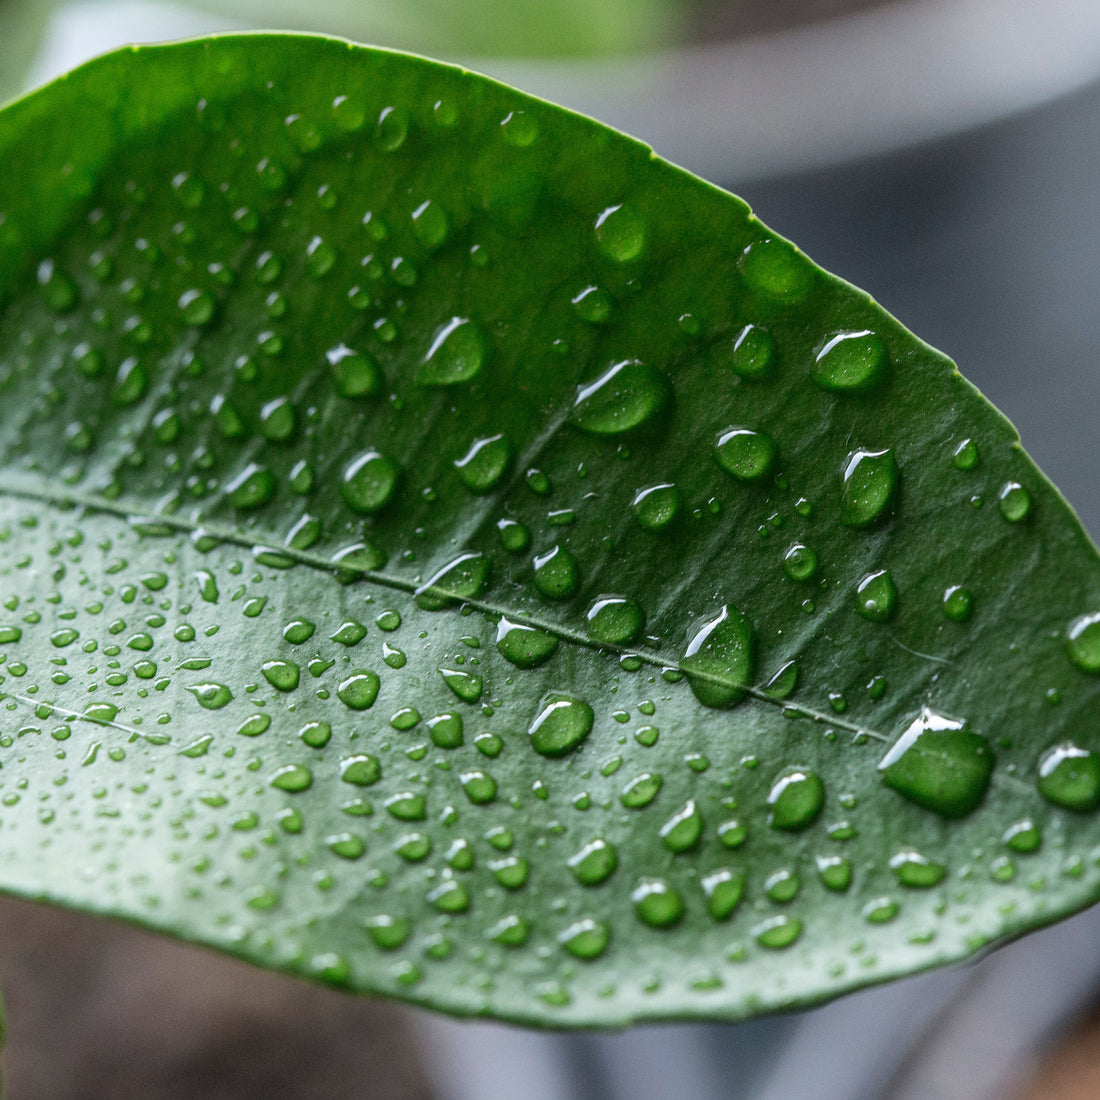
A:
0,35,1098,1027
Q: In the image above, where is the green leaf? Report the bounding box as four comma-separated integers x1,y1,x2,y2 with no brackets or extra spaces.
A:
0,34,1098,1027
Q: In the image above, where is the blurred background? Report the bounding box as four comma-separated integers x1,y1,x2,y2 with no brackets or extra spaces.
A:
3,0,1100,1096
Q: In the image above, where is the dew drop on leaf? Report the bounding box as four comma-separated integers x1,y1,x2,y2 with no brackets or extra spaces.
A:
701,869,744,920
533,545,579,600
187,681,232,710
812,331,887,392
998,481,1032,523
527,692,594,757
738,238,813,302
569,359,669,435
889,850,947,888
942,585,974,622
594,203,645,264
337,670,380,711
420,317,486,385
681,605,754,708
1066,613,1100,673
632,879,684,928
631,483,679,531
714,427,777,482
586,596,644,645
659,800,703,853
496,618,558,668
339,451,399,514
878,707,994,818
767,769,825,830
855,570,897,623
454,434,511,492
1037,743,1100,811
727,323,775,381
559,917,610,959
568,838,617,886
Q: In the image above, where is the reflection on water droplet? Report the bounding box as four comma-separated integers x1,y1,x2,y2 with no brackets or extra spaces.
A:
327,344,382,399
754,915,802,949
188,682,232,710
340,451,399,514
559,917,609,959
855,570,897,622
659,800,703,853
632,879,684,928
337,671,380,710
767,769,825,830
682,605,754,708
728,324,774,381
570,360,669,435
533,545,579,600
528,692,593,757
270,763,312,792
879,707,994,818
714,427,777,482
942,585,974,621
226,463,276,510
1037,743,1100,811
813,331,887,392
420,317,486,385
841,448,898,528
782,544,817,582
416,553,490,610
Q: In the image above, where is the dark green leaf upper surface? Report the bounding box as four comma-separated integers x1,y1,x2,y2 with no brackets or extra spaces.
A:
0,35,1098,1026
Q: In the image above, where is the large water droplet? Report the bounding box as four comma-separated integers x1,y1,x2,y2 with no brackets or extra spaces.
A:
420,317,486,385
739,238,813,301
337,670,380,710
570,359,669,435
767,769,825,830
681,605,754,708
812,331,887,392
879,707,994,818
340,451,399,514
416,553,490,610
528,692,594,757
1037,743,1100,811
714,427,777,482
226,463,276,510
841,449,899,526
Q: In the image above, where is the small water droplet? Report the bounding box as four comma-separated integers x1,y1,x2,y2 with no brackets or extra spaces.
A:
270,763,313,792
942,585,974,621
188,682,232,710
953,438,980,469
998,481,1031,523
533,546,579,600
782,544,818,582
727,324,775,381
620,772,662,809
890,850,947,888
813,331,887,392
855,570,897,622
496,618,558,668
439,667,483,703
326,344,382,399
568,838,617,886
340,451,399,514
586,596,644,645
375,106,409,151
226,463,276,510
659,800,703,853
1066,613,1100,673
754,915,802,949
631,484,679,531
594,204,645,264
841,449,899,527
337,671,380,711
455,434,511,492
816,855,852,892
714,427,777,482
632,879,684,928
416,553,490,610
261,659,299,692
559,918,609,960
739,238,813,301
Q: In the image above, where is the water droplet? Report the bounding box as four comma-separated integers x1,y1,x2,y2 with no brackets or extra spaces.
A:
782,544,818,582
569,359,669,435
739,238,813,301
855,570,897,622
890,850,947,888
572,285,613,324
415,553,490,610
261,659,299,692
188,682,232,710
366,915,410,950
631,484,679,531
455,434,511,492
178,288,215,327
37,259,78,313
236,714,270,737
813,331,887,392
391,707,420,731
331,620,367,646
375,106,409,151
270,764,312,792
460,770,497,805
528,692,594,757
496,618,558,668
340,754,381,786
340,451,399,514
306,236,338,278
426,712,463,749
695,869,742,921
621,773,661,808
300,720,332,748
226,463,276,510
412,199,450,250
559,918,609,960
1003,819,1042,853
816,855,852,891
497,518,531,553
879,707,994,818
1066,613,1100,673
337,671,380,711
327,345,382,399
328,832,366,860
586,596,644,645
427,876,469,913
714,427,777,482
954,438,980,469
568,838,617,886
659,800,703,853
420,317,486,385
998,481,1031,523
594,204,645,263
376,610,401,632
767,769,825,830
490,855,528,889
681,605,754,708
942,585,974,621
1037,743,1100,810
440,667,483,703
727,324,775,381
841,449,898,527
754,915,802,949
632,879,684,928
533,546,579,600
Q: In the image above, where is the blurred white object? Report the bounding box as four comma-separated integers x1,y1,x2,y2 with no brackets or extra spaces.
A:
26,0,1100,182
